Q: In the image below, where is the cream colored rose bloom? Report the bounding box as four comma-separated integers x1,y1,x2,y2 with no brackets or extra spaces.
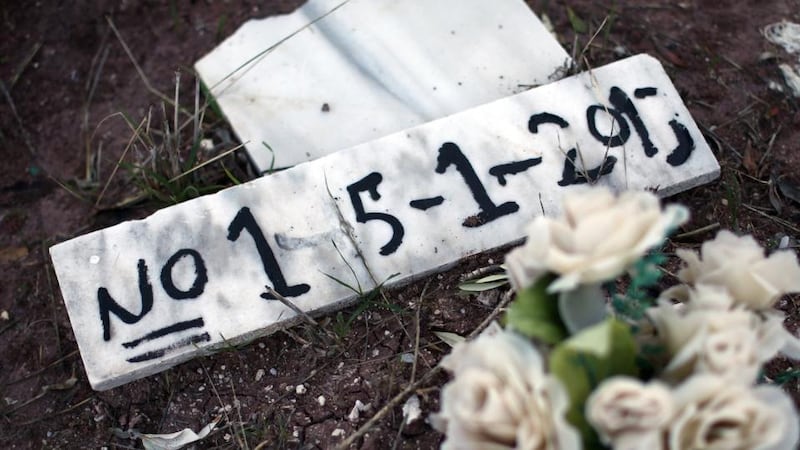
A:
665,230,800,310
647,289,763,384
432,330,581,450
668,375,799,450
505,187,687,292
586,377,674,450
650,285,800,381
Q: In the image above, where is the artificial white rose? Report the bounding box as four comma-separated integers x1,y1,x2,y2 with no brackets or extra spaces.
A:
586,377,674,450
758,309,800,360
665,230,800,310
433,330,581,450
505,187,687,293
647,291,763,383
668,375,799,450
651,285,800,379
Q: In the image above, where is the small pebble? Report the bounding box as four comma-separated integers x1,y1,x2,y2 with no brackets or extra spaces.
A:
199,138,214,152
348,400,370,422
295,384,307,395
402,395,422,424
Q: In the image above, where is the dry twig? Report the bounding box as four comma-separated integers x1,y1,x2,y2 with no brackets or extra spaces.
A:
336,289,514,449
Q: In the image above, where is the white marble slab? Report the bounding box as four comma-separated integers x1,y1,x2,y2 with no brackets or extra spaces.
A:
50,168,374,390
195,0,571,172
51,54,719,390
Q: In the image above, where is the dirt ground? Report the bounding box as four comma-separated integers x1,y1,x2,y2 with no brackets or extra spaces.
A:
1,1,799,448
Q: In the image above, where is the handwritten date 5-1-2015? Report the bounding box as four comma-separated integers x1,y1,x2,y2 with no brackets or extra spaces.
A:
95,85,694,363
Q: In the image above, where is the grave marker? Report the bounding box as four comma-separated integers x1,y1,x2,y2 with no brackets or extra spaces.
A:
51,55,719,390
195,0,571,172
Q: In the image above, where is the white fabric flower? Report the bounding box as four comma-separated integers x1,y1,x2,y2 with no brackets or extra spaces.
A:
650,285,800,381
505,187,687,292
665,230,800,310
647,289,763,384
586,377,674,450
668,375,799,450
432,330,581,450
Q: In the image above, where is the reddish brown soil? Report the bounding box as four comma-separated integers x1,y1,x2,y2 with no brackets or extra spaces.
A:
1,1,799,449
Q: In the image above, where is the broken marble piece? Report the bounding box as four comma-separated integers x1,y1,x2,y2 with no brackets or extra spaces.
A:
51,166,375,390
320,54,720,284
51,54,719,390
195,0,571,172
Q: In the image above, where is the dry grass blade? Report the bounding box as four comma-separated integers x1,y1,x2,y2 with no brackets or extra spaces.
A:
106,17,187,115
9,41,42,90
578,15,609,58
264,286,318,326
0,79,38,162
410,283,428,384
209,0,352,95
13,396,93,427
674,222,720,240
94,116,147,208
167,141,246,183
4,376,78,415
83,29,111,184
742,203,800,234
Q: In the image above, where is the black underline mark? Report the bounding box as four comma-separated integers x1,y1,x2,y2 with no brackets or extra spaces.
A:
409,196,445,210
122,317,205,349
634,87,658,98
489,157,543,186
126,332,211,363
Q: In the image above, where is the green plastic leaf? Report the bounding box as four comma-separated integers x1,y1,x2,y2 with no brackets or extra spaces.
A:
566,6,588,34
458,273,508,292
549,319,639,448
611,252,666,321
473,273,508,283
459,280,508,292
505,275,568,345
558,283,607,334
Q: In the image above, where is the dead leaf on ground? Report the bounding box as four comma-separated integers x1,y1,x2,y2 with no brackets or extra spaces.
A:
742,140,760,176
0,246,28,263
769,179,785,214
432,331,465,348
777,173,800,205
113,415,220,450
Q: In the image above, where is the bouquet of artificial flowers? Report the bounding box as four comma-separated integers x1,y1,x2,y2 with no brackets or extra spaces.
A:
433,187,800,450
